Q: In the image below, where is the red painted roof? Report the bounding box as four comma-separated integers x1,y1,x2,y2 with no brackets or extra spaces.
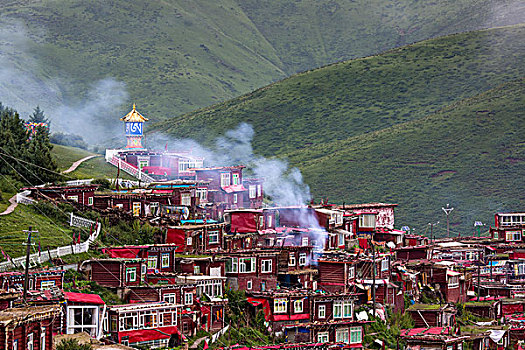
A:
118,325,181,343
222,185,248,193
64,292,105,305
401,327,452,336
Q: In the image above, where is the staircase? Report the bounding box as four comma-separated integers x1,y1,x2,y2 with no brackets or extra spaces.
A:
107,156,155,183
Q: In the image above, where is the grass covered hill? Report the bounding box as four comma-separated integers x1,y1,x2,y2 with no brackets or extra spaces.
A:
153,25,525,156
152,25,525,234
290,79,525,236
1,0,523,124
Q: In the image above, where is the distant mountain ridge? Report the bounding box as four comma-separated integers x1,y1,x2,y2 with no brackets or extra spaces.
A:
0,0,523,125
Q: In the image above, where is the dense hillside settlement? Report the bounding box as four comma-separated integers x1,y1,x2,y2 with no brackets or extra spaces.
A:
1,106,525,350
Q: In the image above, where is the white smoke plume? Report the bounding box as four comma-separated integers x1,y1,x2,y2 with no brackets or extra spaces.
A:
0,18,128,144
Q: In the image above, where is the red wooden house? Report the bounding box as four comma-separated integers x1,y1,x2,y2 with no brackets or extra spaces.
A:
165,223,226,253
0,270,64,292
400,327,467,350
317,256,358,293
223,251,280,291
25,184,98,207
63,292,105,337
105,302,184,348
490,212,525,242
80,258,145,288
0,305,59,350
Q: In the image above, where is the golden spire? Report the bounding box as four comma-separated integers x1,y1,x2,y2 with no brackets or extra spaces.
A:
121,104,148,122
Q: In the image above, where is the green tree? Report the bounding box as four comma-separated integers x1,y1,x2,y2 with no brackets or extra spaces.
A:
28,106,50,125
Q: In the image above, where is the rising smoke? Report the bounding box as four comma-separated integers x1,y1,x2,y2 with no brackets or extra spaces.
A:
0,18,128,144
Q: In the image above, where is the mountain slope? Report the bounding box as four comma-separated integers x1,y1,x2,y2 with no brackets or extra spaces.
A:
153,25,525,156
0,0,523,129
289,78,525,235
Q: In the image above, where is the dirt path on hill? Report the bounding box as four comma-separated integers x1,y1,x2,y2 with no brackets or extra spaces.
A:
0,194,18,215
62,155,99,174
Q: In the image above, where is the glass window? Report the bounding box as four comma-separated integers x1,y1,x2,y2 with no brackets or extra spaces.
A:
220,173,231,187
289,253,296,266
247,280,252,290
161,253,170,268
147,256,157,269
302,237,309,246
184,293,193,305
336,328,349,344
164,294,176,304
233,193,238,204
209,231,219,244
41,280,55,290
299,253,307,266
232,173,239,185
88,197,93,206
40,327,46,350
257,185,262,197
334,302,342,318
274,298,287,313
294,300,303,313
261,259,272,273
317,332,329,343
239,258,255,273
249,185,256,199
181,193,191,206
318,305,326,318
226,258,238,273
350,327,362,344
27,333,34,350
359,214,376,228
126,267,136,282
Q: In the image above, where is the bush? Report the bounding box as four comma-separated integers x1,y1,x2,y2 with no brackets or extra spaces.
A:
50,132,89,150
56,339,92,350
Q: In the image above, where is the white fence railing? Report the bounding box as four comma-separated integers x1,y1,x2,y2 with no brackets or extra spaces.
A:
16,190,35,205
0,213,101,272
65,179,94,186
108,156,155,183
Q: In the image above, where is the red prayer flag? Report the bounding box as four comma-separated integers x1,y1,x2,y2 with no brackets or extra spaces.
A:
203,340,209,350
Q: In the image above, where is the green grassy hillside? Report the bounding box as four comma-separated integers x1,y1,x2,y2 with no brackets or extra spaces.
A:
1,0,522,125
153,25,525,156
289,78,525,236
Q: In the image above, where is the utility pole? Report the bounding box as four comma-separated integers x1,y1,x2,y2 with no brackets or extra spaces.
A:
23,226,37,304
428,221,439,242
442,204,454,238
371,233,376,318
477,262,481,301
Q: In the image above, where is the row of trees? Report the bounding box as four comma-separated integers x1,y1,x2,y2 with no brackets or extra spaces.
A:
0,103,59,185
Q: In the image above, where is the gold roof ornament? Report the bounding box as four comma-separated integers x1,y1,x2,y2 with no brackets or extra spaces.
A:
120,104,149,122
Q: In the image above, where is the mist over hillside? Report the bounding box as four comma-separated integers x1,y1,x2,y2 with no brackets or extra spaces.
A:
0,0,523,142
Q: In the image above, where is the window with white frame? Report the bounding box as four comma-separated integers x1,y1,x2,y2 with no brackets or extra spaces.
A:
181,193,191,206
187,236,192,246
499,214,525,227
27,333,34,350
247,280,252,290
350,327,362,344
88,196,94,206
274,298,287,313
233,193,238,204
194,266,200,274
220,173,231,187
164,294,176,304
197,188,207,202
67,306,98,335
184,293,193,305
348,266,355,279
257,184,262,197
317,331,329,343
506,231,522,241
289,253,296,266
294,300,303,313
359,214,376,228
302,237,309,246
40,327,46,350
232,173,240,185
161,253,170,268
67,195,79,202
448,275,459,288
343,301,352,318
126,267,136,282
334,302,342,318
336,328,349,344
381,259,389,271
249,185,256,199
226,258,238,273
208,230,219,244
338,233,345,246
41,280,55,290
299,253,307,266
148,256,157,269
239,257,256,273
13,340,18,350
267,215,273,227
261,259,272,273
318,305,326,318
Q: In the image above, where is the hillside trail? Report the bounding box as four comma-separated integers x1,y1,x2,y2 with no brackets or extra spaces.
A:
0,194,18,215
62,155,99,174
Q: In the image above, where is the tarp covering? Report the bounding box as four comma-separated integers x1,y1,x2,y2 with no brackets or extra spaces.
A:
64,292,105,305
401,327,452,336
247,297,271,321
102,247,146,258
222,185,248,193
488,330,506,343
119,325,180,343
231,212,258,233
165,228,185,251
